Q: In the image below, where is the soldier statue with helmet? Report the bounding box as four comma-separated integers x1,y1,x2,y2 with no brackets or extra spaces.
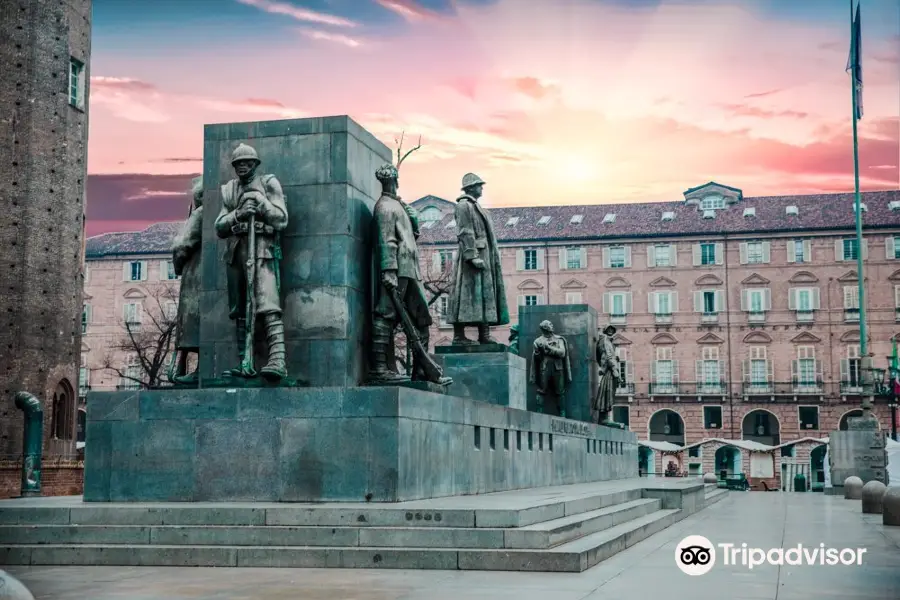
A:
446,172,510,345
214,143,289,381
369,158,451,386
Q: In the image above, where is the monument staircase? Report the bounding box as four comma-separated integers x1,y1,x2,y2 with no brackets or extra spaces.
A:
0,481,727,572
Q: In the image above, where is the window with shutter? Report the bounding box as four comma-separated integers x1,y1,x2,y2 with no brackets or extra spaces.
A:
565,292,582,304
842,238,858,261
81,304,91,334
566,247,583,269
700,243,716,265
523,249,538,270
608,246,626,269
647,245,657,267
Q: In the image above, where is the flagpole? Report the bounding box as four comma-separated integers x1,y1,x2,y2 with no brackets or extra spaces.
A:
849,0,872,417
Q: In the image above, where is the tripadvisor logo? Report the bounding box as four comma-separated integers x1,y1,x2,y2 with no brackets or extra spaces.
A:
675,536,867,575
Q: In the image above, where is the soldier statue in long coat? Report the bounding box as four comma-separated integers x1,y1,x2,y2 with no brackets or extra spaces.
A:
168,176,203,384
369,163,448,384
592,324,620,424
214,143,288,381
530,320,572,417
446,173,509,344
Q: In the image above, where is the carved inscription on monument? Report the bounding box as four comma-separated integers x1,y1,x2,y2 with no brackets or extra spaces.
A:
550,419,591,438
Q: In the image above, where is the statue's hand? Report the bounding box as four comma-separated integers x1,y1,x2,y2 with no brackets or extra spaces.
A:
172,250,187,276
382,270,399,290
469,258,486,270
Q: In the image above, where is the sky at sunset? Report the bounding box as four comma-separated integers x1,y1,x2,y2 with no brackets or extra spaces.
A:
85,0,900,236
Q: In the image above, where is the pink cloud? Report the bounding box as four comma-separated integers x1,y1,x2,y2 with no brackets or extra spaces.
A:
235,0,357,27
85,0,900,218
299,28,364,48
375,0,445,22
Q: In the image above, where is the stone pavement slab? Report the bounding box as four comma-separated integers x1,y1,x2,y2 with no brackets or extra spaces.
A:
7,492,900,599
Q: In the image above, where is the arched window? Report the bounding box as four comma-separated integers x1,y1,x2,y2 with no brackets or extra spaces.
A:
420,206,442,223
52,379,75,440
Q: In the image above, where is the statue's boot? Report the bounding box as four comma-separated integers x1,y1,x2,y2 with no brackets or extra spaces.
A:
370,319,409,383
226,318,248,377
451,324,477,346
260,313,287,381
477,324,497,344
412,326,452,386
172,371,199,385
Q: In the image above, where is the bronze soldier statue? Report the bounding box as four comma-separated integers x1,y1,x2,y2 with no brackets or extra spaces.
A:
446,173,509,345
214,143,288,381
168,176,203,385
370,163,450,385
530,320,572,417
592,324,620,424
508,324,520,356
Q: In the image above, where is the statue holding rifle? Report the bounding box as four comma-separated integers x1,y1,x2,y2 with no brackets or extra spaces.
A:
368,134,451,386
214,143,288,381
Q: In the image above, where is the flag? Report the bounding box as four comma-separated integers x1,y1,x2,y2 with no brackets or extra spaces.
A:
891,338,900,395
847,1,863,119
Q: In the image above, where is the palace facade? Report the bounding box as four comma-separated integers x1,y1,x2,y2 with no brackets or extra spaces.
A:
82,183,900,460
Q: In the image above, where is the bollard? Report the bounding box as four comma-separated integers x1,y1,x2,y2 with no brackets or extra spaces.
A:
861,480,887,514
0,569,36,599
703,473,717,484
13,392,43,498
883,487,900,526
843,476,863,500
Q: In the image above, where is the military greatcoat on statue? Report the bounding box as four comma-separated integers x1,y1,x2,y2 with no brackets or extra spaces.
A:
214,143,289,380
369,163,436,383
530,320,572,416
172,178,203,350
592,325,620,423
446,173,509,343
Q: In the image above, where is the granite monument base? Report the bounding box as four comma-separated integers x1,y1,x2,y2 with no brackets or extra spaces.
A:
829,427,889,487
519,305,599,422
83,387,638,503
434,345,526,410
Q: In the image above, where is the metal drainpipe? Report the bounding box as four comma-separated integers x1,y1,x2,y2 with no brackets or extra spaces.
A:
722,236,735,440
14,391,43,498
544,241,551,304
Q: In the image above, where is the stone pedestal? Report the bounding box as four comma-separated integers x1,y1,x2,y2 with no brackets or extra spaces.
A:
83,387,639,503
198,116,391,387
829,427,889,486
434,345,526,410
518,305,599,422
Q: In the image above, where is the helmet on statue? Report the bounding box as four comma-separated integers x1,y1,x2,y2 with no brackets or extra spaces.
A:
461,172,485,190
230,143,260,165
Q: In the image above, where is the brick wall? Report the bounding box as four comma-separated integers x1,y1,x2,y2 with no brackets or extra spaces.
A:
0,0,92,457
0,459,84,499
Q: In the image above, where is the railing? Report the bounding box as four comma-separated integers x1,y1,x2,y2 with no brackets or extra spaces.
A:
742,382,774,395
747,311,766,323
796,310,814,323
700,312,719,324
610,313,627,325
654,313,673,324
649,383,679,395
615,382,636,395
844,308,860,322
840,381,864,395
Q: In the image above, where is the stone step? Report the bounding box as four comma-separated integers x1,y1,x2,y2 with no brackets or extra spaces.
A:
704,489,728,507
458,509,682,572
0,498,659,551
0,509,683,572
0,488,646,530
504,498,661,549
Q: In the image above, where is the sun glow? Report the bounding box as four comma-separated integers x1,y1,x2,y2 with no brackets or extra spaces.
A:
556,154,602,184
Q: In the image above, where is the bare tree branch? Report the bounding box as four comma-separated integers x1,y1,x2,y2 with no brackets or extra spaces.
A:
101,284,179,389
395,130,423,170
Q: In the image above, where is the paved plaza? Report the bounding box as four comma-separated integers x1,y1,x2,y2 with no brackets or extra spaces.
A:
5,490,900,599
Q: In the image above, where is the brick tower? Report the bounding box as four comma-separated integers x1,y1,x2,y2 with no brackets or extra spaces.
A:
0,0,92,479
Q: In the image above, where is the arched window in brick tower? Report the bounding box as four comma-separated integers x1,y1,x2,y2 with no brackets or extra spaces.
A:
51,379,75,440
